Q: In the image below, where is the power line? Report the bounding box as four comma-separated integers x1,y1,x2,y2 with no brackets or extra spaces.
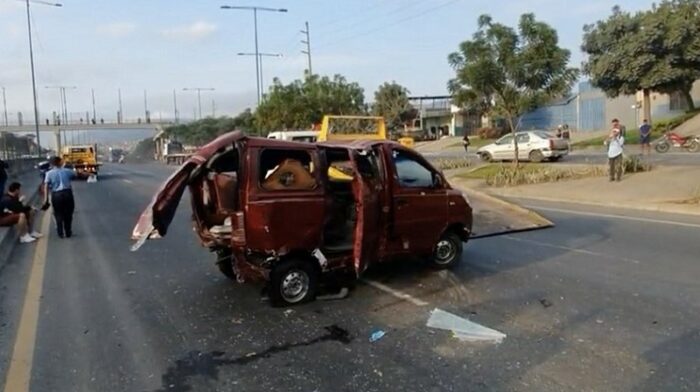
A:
315,0,462,50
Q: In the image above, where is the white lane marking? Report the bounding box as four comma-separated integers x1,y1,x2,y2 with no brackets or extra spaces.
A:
503,235,642,264
3,212,51,392
362,279,429,306
122,179,134,184
524,205,700,229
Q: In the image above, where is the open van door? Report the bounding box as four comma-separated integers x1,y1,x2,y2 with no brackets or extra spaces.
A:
349,150,382,275
131,131,245,251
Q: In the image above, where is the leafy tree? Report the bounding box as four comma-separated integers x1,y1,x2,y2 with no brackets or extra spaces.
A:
582,2,700,121
165,109,257,145
372,81,413,131
448,14,578,164
255,74,366,132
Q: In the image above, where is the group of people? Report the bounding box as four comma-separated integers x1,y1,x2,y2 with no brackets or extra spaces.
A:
0,156,76,244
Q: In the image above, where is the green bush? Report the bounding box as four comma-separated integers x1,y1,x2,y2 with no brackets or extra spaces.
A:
623,155,653,173
484,165,606,187
476,127,504,139
432,157,472,171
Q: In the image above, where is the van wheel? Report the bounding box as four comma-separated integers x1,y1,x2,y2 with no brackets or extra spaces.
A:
269,258,319,307
430,232,463,270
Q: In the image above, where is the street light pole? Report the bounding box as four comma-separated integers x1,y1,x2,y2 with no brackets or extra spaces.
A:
183,88,215,120
220,5,287,105
91,88,96,122
173,89,178,123
1,87,7,126
25,0,62,156
237,52,282,99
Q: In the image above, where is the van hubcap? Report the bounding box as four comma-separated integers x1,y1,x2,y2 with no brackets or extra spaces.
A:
281,270,309,303
435,240,455,264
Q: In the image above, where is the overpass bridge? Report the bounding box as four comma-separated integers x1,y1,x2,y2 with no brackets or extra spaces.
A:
0,121,175,152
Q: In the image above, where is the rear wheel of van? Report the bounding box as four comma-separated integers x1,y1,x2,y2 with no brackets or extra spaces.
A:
269,258,319,307
430,232,463,270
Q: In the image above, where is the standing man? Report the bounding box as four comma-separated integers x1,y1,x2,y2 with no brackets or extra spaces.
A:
639,119,652,155
0,158,8,195
605,119,625,182
43,156,76,238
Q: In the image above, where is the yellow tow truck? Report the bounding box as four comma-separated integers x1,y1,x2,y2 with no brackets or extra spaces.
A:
61,144,101,179
317,115,414,148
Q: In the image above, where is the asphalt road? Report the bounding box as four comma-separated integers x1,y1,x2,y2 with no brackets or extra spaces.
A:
423,147,700,166
1,163,700,391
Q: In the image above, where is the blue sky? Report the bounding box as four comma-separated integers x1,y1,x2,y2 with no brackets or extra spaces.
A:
0,0,657,122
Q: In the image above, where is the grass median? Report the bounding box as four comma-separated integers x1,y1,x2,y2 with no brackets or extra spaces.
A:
456,158,651,187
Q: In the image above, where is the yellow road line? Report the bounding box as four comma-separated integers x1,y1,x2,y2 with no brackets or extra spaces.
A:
2,212,51,392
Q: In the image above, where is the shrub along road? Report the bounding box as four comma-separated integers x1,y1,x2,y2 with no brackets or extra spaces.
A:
1,163,699,391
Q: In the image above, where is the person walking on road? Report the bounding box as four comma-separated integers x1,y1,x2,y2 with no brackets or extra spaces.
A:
43,156,76,238
605,119,625,182
639,119,652,155
462,133,471,153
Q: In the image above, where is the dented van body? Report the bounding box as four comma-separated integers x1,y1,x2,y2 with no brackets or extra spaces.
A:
132,131,472,306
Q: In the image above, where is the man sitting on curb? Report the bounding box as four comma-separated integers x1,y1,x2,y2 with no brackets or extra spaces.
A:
0,182,43,244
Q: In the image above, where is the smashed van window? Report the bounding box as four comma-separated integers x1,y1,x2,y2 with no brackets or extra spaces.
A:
259,149,317,191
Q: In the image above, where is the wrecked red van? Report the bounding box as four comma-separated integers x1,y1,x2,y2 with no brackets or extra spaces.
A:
132,131,472,306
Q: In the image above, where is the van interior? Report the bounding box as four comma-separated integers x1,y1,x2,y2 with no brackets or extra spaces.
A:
323,148,357,254
193,146,240,241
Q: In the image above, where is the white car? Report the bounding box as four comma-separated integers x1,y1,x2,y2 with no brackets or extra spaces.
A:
476,131,570,162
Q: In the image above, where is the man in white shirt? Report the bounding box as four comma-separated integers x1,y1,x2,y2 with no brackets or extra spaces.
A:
605,119,625,182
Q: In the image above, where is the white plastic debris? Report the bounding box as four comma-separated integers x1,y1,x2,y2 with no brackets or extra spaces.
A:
426,308,506,343
87,175,98,183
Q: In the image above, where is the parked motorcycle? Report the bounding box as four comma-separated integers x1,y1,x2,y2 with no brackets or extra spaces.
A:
655,132,700,153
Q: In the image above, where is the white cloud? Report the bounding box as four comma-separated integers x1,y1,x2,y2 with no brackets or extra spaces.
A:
159,21,217,41
97,22,136,37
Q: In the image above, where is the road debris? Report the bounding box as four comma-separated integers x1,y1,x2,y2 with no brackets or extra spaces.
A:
539,298,553,308
283,309,294,317
317,287,350,301
369,330,386,343
426,308,506,343
127,270,136,275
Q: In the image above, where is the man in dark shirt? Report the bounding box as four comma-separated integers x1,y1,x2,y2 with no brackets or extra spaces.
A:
0,159,8,195
639,119,652,155
0,182,42,243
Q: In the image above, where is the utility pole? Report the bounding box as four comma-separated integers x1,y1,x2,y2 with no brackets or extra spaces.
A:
118,88,123,123
1,87,7,126
91,88,96,122
301,21,312,76
173,89,179,123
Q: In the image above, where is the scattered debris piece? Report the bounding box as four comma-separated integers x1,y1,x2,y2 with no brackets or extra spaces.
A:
231,318,243,325
245,352,256,357
369,330,386,343
283,309,294,317
127,270,136,275
426,308,506,343
596,319,604,324
374,369,383,377
87,175,98,183
539,298,553,308
317,287,349,301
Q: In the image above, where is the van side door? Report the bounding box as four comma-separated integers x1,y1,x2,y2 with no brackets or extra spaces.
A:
243,146,326,252
387,147,448,255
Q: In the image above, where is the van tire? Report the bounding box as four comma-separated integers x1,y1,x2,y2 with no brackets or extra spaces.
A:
269,258,319,307
430,232,463,270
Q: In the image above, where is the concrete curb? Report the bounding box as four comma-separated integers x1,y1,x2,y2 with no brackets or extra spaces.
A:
447,176,555,229
485,191,700,217
0,174,42,272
